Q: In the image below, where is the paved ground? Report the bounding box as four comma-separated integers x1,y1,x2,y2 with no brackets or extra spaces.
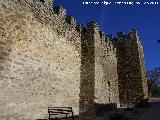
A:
95,101,160,120
134,102,160,120
36,101,160,120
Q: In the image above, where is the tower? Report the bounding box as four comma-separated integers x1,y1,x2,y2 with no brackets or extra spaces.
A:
113,29,148,107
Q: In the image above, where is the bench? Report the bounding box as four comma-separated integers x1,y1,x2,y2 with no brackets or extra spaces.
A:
48,107,75,120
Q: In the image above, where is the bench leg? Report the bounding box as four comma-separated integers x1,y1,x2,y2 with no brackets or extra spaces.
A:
48,113,50,120
66,114,67,120
72,112,74,120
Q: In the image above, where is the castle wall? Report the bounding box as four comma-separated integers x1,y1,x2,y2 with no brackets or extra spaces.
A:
94,32,119,105
125,32,144,105
125,30,148,105
136,39,148,99
113,33,128,106
0,0,81,119
78,22,119,119
114,30,148,107
0,0,148,119
78,23,96,120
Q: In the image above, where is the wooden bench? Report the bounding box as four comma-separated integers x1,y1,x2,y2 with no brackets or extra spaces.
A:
48,107,75,120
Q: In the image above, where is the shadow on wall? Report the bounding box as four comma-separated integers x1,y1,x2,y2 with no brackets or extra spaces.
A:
95,103,117,116
79,24,96,120
112,31,146,107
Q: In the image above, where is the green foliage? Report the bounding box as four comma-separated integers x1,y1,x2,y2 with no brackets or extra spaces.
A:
151,84,160,97
147,68,160,97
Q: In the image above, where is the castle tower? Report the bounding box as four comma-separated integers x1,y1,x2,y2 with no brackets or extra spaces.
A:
0,0,149,119
78,21,97,120
128,29,148,100
113,29,148,107
79,21,119,119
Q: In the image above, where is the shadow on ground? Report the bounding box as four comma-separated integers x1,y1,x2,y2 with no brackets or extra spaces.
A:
36,102,160,120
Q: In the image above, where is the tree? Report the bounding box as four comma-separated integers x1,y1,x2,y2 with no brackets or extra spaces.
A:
147,68,160,97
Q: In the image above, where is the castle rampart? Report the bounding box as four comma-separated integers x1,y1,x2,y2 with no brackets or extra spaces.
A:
113,30,148,107
0,0,148,119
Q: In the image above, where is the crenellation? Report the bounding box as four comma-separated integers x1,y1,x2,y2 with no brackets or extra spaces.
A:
39,0,45,3
96,30,116,54
113,30,148,107
76,24,87,38
65,16,77,27
99,31,105,39
76,24,82,32
87,21,99,31
0,1,148,119
117,32,125,38
99,31,106,45
129,28,138,37
53,5,66,17
108,41,112,52
105,36,110,45
106,37,116,54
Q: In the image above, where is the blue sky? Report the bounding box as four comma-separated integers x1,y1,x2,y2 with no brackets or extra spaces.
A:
54,0,160,70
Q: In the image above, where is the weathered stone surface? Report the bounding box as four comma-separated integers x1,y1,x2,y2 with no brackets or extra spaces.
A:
94,28,119,105
0,0,81,119
113,30,148,107
0,0,148,120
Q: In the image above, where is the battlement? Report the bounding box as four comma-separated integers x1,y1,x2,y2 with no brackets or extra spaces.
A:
0,1,148,119
75,21,116,54
98,31,116,54
129,28,138,35
87,21,99,30
128,28,140,42
117,32,125,38
99,31,105,39
26,0,53,6
53,5,66,16
24,0,141,56
113,30,141,46
22,0,79,34
65,16,76,26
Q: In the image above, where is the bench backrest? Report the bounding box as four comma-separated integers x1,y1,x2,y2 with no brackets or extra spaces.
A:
48,107,74,119
48,107,73,114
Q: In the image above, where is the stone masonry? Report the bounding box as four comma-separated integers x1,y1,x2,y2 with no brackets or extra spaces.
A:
0,0,148,120
113,31,148,107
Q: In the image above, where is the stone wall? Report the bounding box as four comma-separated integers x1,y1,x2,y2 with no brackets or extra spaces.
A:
113,30,148,107
78,23,96,120
0,0,148,119
136,38,148,99
113,32,128,106
78,22,119,119
0,0,81,119
94,29,119,105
